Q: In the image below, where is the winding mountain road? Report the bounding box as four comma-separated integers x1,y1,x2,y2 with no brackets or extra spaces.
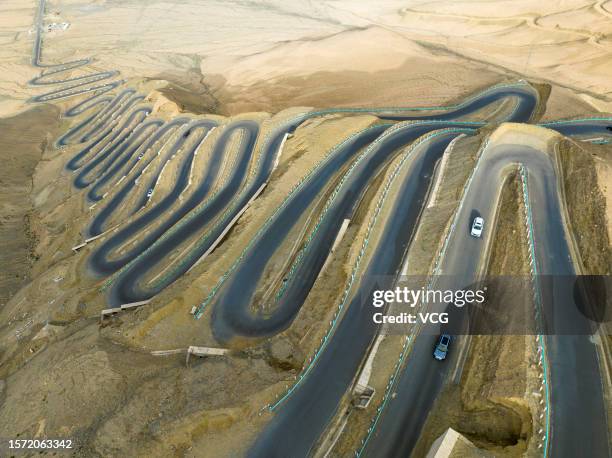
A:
27,1,612,455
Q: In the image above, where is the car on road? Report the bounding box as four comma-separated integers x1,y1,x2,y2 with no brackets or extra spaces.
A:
607,126,612,131
434,334,451,361
470,216,484,237
146,188,153,198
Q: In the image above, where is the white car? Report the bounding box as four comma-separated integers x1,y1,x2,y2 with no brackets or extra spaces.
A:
470,216,484,237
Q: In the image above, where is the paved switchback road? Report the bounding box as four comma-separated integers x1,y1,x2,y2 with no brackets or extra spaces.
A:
89,120,254,276
106,82,540,306
85,117,192,235
26,21,611,453
247,129,474,457
210,121,484,342
242,84,542,457
359,129,610,458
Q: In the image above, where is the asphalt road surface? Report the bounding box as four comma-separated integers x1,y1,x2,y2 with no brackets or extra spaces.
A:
360,142,610,458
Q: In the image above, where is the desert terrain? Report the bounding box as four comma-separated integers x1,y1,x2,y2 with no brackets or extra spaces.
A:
0,1,610,457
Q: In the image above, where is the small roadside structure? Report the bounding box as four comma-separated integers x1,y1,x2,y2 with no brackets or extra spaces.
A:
353,385,376,409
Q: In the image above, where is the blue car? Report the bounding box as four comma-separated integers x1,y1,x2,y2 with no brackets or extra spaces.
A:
434,334,451,361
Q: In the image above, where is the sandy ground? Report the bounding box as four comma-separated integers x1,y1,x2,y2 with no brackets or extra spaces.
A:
0,105,61,305
1,1,612,118
558,139,611,275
